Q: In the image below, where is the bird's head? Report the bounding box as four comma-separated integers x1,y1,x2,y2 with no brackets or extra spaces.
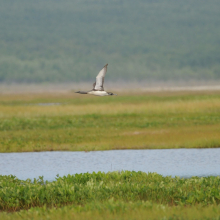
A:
75,91,88,94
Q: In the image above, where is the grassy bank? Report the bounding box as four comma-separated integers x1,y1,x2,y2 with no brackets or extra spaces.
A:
1,171,220,211
0,91,220,152
1,172,220,219
1,202,220,220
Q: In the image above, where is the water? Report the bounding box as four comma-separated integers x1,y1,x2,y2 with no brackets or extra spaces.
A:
0,149,220,181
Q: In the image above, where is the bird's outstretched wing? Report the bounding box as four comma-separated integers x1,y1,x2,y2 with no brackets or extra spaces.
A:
93,64,108,91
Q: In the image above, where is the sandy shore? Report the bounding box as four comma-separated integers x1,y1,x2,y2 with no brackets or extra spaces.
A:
1,81,220,94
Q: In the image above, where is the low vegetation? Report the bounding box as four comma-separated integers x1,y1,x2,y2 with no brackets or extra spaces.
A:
1,202,220,220
0,91,220,152
1,172,220,219
0,171,220,211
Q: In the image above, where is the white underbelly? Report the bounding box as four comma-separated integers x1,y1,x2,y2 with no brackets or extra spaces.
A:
88,91,108,96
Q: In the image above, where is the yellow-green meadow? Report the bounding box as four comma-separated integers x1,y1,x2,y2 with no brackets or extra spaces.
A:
0,91,220,152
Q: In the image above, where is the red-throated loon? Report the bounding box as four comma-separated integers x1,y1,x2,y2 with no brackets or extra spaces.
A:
75,64,117,96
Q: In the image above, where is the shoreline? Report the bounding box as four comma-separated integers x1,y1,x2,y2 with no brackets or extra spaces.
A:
1,82,220,94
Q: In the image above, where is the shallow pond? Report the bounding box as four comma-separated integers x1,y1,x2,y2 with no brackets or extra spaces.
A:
0,149,220,181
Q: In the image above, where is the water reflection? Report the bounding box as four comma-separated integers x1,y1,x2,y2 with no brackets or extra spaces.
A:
0,149,220,181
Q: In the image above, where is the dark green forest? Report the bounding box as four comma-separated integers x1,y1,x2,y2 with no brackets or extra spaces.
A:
0,0,220,83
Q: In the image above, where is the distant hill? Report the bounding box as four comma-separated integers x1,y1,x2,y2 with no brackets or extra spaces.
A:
0,0,220,83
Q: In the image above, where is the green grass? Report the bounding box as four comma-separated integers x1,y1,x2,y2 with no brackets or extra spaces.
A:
1,172,220,219
1,91,220,151
1,171,220,211
1,202,220,220
0,91,220,152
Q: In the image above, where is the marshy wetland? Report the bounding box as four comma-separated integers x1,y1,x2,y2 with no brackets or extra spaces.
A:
1,91,220,152
1,91,220,219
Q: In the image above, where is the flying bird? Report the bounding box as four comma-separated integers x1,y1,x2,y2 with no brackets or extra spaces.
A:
75,64,117,96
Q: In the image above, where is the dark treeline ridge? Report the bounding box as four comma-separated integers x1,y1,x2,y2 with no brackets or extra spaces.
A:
0,0,220,83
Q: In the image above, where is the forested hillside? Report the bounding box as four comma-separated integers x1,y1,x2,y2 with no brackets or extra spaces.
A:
0,0,220,83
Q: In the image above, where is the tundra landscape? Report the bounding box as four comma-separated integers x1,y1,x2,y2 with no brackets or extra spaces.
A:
1,91,220,220
0,91,220,152
1,0,220,219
